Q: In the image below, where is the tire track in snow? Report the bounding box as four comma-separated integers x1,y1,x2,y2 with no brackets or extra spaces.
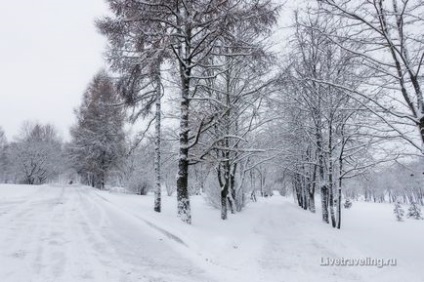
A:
0,185,68,281
0,185,216,282
82,187,216,282
92,191,187,247
72,185,132,281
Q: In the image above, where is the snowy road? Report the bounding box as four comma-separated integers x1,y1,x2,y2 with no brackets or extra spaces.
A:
0,185,214,282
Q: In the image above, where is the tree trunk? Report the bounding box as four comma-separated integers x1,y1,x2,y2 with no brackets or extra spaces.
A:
221,65,232,220
228,164,237,214
221,182,228,220
176,74,191,224
154,71,162,213
419,116,424,146
218,161,230,220
308,164,317,213
294,173,302,207
321,185,329,223
328,125,336,228
301,174,308,210
316,123,329,223
337,154,343,229
96,171,105,190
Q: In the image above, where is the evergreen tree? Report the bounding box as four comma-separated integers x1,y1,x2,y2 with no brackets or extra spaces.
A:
407,202,423,220
394,201,405,222
68,71,126,189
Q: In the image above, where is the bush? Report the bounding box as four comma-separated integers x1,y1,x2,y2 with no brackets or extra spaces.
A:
128,176,151,195
344,199,352,209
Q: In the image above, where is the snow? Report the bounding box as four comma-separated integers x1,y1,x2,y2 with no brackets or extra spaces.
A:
0,184,423,282
0,185,211,282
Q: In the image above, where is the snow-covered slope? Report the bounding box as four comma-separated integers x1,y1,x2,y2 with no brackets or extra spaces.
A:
0,184,423,282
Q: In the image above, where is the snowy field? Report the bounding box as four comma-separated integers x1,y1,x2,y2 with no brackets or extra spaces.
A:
0,184,423,282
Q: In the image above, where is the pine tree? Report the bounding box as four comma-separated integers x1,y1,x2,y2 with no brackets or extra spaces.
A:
68,71,126,189
407,202,423,220
394,201,405,222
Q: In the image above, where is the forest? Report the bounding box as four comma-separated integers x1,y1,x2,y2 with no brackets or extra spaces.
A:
1,0,424,230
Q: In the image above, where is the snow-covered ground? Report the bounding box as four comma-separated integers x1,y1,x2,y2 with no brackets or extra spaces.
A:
0,184,423,282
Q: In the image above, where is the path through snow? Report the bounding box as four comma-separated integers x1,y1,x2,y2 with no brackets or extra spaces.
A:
0,185,214,282
1,185,423,282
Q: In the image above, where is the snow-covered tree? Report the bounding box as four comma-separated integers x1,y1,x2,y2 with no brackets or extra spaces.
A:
8,122,63,185
99,23,164,211
318,0,424,153
342,161,424,206
407,202,423,220
118,137,155,195
0,127,8,183
97,0,280,223
188,45,277,219
270,10,376,229
68,71,126,189
394,200,405,221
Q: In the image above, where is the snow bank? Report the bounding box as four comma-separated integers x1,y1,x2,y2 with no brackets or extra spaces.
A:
1,184,423,282
98,190,424,282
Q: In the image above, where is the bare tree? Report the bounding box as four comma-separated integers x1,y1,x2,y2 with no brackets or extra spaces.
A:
97,0,279,223
193,53,277,219
268,10,380,228
8,122,63,185
318,0,424,152
0,127,8,183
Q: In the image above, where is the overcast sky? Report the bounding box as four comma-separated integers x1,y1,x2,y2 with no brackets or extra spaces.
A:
0,0,108,140
0,1,298,142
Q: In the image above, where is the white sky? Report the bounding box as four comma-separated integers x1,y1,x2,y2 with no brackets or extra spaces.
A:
0,0,108,141
0,1,298,142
